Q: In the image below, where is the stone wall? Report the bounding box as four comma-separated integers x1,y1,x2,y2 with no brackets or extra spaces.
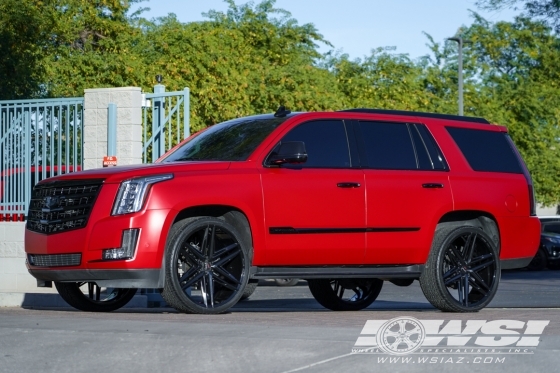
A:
83,87,143,170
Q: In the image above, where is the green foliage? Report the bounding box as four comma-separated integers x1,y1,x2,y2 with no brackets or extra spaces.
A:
0,0,559,204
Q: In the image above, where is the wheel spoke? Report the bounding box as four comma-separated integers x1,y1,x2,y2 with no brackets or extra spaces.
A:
463,233,477,262
201,225,210,257
212,275,238,291
405,326,421,337
207,272,214,308
213,249,241,268
187,243,205,261
208,225,216,260
212,265,241,286
212,242,239,259
468,275,489,295
444,273,462,286
469,271,490,292
182,271,205,290
450,246,467,267
462,274,470,306
178,264,201,284
470,257,495,273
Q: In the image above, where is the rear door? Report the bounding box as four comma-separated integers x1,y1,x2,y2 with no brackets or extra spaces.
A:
261,119,366,265
355,121,454,264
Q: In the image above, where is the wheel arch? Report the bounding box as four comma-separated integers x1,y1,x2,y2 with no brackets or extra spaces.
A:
437,210,501,253
171,205,254,256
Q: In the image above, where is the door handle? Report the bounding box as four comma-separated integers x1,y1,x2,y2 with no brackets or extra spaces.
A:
422,183,444,189
337,182,361,188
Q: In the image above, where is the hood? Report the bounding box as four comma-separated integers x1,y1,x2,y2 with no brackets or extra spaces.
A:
38,161,232,184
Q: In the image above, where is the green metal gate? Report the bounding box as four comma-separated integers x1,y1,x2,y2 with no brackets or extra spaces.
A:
142,86,190,163
0,97,83,219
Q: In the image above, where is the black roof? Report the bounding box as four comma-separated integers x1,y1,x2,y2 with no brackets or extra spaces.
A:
338,108,490,124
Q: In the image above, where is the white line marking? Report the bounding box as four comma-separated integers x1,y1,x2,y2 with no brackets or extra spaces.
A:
278,352,355,373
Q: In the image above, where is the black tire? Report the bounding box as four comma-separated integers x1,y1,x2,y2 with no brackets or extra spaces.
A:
420,225,500,312
161,217,251,314
547,260,560,270
274,278,299,287
55,282,137,312
308,278,383,311
240,279,258,300
526,248,547,271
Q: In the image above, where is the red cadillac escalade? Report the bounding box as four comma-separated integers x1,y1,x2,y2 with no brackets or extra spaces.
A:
24,108,541,314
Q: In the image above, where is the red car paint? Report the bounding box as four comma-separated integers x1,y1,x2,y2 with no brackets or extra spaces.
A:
24,111,541,283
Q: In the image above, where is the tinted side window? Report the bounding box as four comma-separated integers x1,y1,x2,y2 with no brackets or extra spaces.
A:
359,122,416,170
279,120,350,168
415,124,447,170
447,127,523,173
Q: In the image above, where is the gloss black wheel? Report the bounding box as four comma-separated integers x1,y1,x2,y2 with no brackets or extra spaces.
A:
308,278,383,311
161,217,250,314
420,225,500,312
55,282,136,312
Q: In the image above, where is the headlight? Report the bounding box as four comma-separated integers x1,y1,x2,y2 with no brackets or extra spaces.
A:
112,174,173,215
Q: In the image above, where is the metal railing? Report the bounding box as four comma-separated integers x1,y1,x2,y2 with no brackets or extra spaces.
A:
0,97,84,219
142,86,190,163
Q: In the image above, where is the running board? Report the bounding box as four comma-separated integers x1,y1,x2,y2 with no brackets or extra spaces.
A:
250,265,423,280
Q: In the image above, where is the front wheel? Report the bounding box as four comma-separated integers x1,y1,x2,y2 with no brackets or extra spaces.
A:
420,225,500,312
308,278,383,311
161,217,251,314
55,282,137,312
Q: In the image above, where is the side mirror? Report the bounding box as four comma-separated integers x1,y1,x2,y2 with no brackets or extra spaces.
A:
267,141,308,166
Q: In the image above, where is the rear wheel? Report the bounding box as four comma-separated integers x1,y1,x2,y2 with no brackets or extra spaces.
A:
161,217,251,314
308,278,383,311
420,225,500,312
55,282,136,312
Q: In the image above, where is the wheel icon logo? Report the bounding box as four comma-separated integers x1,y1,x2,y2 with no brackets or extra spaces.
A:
376,317,425,355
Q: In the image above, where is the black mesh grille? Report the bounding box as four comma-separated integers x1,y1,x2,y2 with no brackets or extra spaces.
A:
28,253,81,267
26,179,104,234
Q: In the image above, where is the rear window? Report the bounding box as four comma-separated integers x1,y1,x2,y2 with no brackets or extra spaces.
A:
446,127,523,173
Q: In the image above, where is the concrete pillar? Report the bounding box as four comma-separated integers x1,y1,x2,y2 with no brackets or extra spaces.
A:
83,87,143,170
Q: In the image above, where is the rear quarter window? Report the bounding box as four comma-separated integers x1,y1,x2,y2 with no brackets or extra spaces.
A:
446,127,523,173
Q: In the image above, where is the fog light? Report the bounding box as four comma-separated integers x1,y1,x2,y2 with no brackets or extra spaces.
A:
102,229,140,260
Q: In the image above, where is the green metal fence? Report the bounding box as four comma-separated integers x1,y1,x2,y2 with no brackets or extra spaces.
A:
142,86,190,163
0,97,84,219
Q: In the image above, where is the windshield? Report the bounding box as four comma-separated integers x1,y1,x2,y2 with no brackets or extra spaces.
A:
162,115,289,162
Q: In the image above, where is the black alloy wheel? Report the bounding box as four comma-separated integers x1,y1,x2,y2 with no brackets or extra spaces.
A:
420,226,500,312
161,217,250,314
55,282,137,312
308,278,383,311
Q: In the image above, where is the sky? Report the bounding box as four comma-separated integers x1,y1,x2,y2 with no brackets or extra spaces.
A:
136,0,520,60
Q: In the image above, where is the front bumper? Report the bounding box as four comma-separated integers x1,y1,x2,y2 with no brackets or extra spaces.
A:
30,269,163,288
25,206,174,288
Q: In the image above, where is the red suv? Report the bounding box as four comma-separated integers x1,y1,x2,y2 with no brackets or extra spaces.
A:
24,109,541,313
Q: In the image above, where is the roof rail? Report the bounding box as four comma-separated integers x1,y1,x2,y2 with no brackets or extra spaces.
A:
338,108,490,124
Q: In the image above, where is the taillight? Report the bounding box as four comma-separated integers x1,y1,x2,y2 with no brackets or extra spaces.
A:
528,184,536,216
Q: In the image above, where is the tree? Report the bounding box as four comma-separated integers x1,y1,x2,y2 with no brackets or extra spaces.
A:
476,0,560,32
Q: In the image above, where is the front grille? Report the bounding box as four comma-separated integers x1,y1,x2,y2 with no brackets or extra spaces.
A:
28,253,81,267
26,179,104,234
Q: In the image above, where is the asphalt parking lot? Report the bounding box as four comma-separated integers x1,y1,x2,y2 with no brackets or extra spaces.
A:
1,270,559,373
